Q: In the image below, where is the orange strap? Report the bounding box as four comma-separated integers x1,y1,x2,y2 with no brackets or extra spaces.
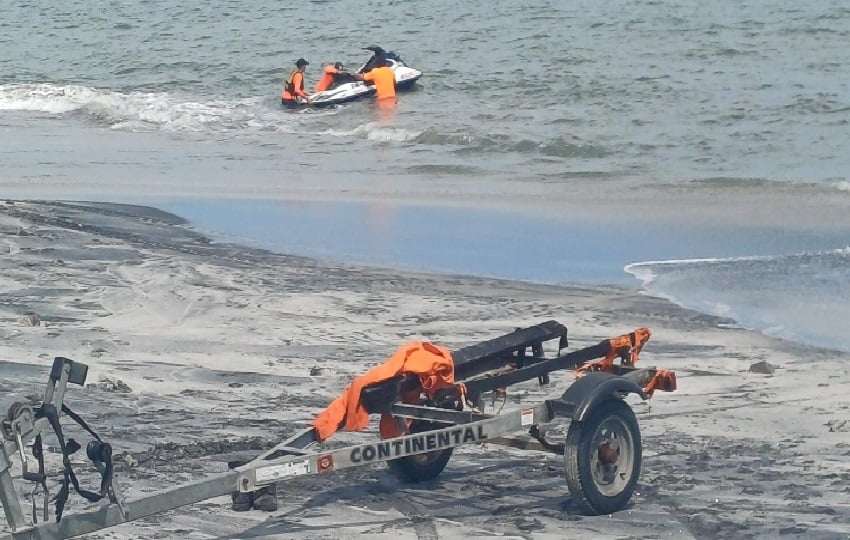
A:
575,328,651,376
643,369,677,396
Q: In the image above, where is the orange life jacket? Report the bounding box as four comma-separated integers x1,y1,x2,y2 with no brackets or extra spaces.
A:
282,69,305,100
314,65,340,93
312,342,455,442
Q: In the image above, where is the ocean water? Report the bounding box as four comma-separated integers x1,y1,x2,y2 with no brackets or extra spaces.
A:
2,0,849,352
626,250,850,353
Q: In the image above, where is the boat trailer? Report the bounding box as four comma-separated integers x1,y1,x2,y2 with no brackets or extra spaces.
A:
1,321,676,540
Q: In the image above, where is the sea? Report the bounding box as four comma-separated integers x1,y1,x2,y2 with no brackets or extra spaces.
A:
1,0,849,352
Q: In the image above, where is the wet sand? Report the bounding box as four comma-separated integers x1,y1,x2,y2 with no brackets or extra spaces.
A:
1,200,848,540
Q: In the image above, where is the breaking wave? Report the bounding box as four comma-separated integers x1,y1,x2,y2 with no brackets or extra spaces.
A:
324,122,421,142
1,83,605,160
0,82,317,134
626,248,850,353
322,122,610,158
412,128,610,158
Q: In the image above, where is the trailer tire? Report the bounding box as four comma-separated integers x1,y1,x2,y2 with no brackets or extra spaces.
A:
387,420,453,483
564,398,641,515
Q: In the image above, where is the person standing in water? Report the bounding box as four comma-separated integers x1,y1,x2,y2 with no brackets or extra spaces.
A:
281,58,311,109
350,56,396,106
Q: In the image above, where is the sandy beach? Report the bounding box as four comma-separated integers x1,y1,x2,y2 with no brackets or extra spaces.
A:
1,200,848,540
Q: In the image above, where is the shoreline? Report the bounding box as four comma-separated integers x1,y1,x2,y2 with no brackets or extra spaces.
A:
7,173,850,231
2,200,848,539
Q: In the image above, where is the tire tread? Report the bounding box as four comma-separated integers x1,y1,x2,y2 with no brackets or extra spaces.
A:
563,399,642,515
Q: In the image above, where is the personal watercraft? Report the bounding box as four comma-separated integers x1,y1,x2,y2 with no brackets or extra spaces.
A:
307,47,422,108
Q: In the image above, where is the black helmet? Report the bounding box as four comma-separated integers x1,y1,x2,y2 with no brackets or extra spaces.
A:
295,58,309,68
334,62,344,70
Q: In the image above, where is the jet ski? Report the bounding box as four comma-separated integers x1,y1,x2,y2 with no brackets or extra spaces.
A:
308,47,422,108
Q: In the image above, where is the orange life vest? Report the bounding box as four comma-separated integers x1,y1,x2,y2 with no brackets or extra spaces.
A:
312,342,455,442
282,69,305,100
314,65,340,93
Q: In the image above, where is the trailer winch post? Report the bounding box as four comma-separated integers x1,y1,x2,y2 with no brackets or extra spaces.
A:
1,357,89,534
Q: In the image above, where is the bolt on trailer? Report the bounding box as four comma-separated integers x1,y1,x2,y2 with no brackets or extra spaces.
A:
1,320,676,540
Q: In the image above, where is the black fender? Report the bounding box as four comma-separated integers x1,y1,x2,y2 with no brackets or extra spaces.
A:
549,372,646,422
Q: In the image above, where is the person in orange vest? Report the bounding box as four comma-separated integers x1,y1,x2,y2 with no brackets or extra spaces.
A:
350,56,396,104
281,58,310,109
314,62,347,93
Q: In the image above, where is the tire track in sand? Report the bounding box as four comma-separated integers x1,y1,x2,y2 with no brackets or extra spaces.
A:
391,495,439,540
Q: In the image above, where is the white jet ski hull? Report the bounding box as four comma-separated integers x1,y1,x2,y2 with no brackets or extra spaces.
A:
309,57,422,108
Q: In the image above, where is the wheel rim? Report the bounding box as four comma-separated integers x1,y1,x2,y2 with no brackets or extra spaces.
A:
589,416,635,497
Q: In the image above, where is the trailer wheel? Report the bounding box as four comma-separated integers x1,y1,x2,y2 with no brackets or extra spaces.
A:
387,420,453,483
564,399,642,515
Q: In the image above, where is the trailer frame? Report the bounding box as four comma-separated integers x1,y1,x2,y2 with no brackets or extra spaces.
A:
1,320,675,540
